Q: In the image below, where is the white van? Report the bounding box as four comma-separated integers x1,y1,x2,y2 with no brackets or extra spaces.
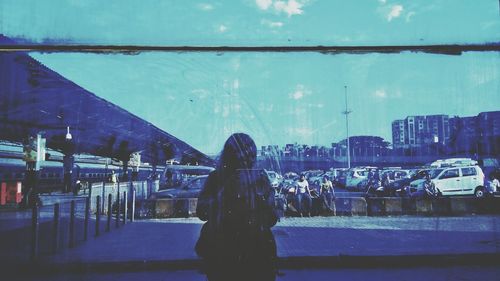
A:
409,166,485,197
429,158,477,168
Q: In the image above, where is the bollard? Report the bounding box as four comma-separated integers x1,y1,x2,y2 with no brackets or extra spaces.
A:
31,205,39,261
101,182,106,211
52,203,60,254
84,197,90,241
131,188,136,222
142,181,145,198
115,187,121,228
95,196,101,237
107,194,112,232
69,200,76,248
123,191,127,225
88,182,92,198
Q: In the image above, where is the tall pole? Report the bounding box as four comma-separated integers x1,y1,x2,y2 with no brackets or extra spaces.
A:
343,85,352,169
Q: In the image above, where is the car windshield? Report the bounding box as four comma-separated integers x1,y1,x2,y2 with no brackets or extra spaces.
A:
429,169,445,179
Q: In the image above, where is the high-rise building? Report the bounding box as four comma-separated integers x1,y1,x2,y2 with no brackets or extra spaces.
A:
392,120,405,148
392,114,449,148
478,111,500,137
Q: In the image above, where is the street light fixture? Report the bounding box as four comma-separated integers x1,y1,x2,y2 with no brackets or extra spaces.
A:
65,126,72,140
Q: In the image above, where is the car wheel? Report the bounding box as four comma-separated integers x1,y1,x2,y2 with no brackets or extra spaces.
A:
474,187,485,198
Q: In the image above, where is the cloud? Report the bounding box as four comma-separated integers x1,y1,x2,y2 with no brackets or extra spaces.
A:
470,69,497,86
292,91,303,100
197,3,214,11
378,0,386,3
374,89,387,99
308,103,324,108
261,19,284,28
289,84,311,100
373,89,403,99
405,11,415,22
256,0,306,17
387,5,403,22
218,25,227,33
231,57,241,71
258,103,274,112
274,0,304,17
222,105,230,117
219,103,242,118
191,89,210,99
232,103,241,112
256,0,273,10
233,79,239,90
286,107,307,116
285,127,314,138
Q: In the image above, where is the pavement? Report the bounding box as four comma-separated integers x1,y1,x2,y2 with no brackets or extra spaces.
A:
2,215,498,267
2,199,500,279
42,215,500,263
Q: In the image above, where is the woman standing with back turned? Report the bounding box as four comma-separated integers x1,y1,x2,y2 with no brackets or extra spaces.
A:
196,133,278,281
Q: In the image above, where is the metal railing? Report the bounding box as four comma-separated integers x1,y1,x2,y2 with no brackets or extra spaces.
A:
29,185,136,261
0,180,151,262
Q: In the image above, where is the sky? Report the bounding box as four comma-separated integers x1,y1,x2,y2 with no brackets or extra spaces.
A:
1,0,500,154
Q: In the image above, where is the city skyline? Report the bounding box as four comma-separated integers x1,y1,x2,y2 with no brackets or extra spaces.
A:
261,109,500,150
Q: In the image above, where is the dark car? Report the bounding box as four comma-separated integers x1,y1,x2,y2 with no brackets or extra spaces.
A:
334,169,348,188
151,175,208,199
383,169,430,196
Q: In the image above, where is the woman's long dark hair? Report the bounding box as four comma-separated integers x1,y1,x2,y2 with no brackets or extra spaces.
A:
217,133,257,179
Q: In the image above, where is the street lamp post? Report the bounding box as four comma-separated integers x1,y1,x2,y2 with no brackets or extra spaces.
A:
342,85,352,169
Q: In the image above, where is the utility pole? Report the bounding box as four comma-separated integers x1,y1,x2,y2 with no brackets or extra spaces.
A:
342,85,352,169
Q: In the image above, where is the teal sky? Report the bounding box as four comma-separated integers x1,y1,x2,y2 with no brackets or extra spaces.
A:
1,0,499,45
1,1,500,154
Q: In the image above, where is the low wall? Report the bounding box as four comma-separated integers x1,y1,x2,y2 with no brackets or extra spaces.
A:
87,180,159,213
135,196,500,219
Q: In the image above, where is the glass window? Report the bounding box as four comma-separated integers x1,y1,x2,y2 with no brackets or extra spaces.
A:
1,1,499,278
461,167,477,176
441,169,460,179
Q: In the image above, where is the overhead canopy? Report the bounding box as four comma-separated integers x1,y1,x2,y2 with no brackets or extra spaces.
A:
0,35,215,167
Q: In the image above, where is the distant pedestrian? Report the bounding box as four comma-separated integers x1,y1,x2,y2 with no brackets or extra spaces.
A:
73,180,82,196
295,173,312,217
319,175,336,215
487,174,500,193
195,133,278,281
109,170,117,183
165,168,173,187
423,173,438,198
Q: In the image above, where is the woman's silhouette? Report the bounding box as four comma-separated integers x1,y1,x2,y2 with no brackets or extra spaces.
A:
196,133,278,281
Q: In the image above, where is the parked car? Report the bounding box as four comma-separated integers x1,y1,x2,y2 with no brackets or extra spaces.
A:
345,168,369,191
383,169,430,196
428,158,477,168
332,169,348,188
409,166,485,197
151,175,208,199
265,170,283,188
281,172,299,193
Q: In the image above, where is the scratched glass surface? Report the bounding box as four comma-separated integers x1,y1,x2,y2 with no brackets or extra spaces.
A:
22,51,500,157
1,1,500,278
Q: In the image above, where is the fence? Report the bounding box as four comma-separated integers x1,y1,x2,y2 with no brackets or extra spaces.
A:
86,180,158,213
0,179,156,263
